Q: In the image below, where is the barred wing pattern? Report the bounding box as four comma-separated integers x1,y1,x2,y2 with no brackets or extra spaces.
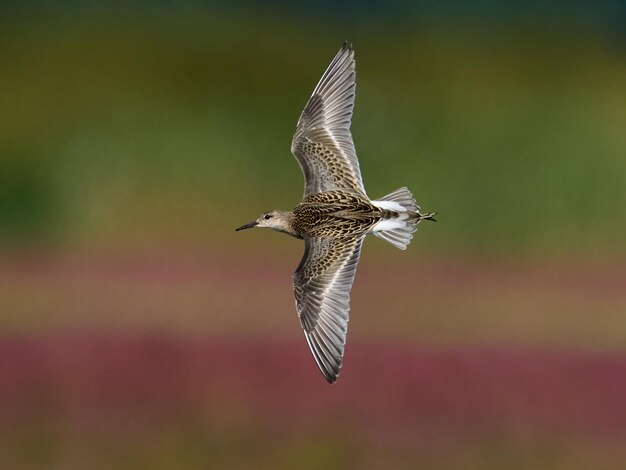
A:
291,43,366,197
293,235,365,383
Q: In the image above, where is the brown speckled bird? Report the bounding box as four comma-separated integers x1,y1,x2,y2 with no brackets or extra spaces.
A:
236,42,436,383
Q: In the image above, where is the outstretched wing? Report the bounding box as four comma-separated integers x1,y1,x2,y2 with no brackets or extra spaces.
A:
291,42,366,197
293,235,365,383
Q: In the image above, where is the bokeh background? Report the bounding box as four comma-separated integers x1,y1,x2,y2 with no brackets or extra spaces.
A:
2,1,626,468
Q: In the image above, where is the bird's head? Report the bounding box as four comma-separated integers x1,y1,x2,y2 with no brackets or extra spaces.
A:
235,210,296,235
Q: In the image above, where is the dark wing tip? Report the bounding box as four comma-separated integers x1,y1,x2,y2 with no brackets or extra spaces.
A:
321,362,340,384
342,41,353,52
304,331,342,384
312,335,342,384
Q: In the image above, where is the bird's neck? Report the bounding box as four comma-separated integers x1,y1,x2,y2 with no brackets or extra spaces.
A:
272,211,302,239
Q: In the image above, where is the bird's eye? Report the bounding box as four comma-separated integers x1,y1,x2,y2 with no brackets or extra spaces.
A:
264,214,272,220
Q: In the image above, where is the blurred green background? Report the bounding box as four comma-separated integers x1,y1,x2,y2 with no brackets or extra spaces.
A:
3,2,626,257
2,1,626,469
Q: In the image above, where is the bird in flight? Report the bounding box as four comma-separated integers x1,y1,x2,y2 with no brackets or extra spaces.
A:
236,42,436,383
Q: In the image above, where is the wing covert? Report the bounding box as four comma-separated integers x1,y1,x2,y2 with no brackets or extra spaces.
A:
293,235,365,383
291,43,366,197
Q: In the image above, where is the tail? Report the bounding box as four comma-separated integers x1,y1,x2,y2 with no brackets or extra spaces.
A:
371,187,436,250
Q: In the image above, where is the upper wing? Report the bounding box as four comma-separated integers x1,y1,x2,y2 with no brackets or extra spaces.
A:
291,43,366,197
293,235,365,383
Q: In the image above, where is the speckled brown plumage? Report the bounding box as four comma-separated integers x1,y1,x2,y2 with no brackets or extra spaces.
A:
291,190,383,238
235,42,436,384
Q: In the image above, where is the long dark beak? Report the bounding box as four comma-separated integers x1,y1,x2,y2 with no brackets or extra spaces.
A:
235,220,258,231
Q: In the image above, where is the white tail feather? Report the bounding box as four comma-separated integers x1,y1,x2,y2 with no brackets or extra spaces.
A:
375,187,419,212
372,187,420,250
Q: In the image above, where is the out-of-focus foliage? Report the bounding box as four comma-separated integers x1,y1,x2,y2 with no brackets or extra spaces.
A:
2,5,626,469
2,8,625,258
